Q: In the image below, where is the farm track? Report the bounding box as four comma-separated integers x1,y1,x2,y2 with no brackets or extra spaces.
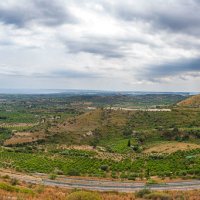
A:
1,170,200,192
0,123,37,128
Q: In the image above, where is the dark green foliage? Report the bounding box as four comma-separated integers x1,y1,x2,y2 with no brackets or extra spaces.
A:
67,169,81,176
49,174,57,180
127,139,131,147
123,125,132,136
128,109,200,130
100,165,109,171
10,178,18,186
136,189,151,198
0,128,12,144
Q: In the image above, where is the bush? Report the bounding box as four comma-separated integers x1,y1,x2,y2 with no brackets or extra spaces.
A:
67,191,101,200
100,165,109,171
144,192,172,200
54,168,64,175
128,174,136,180
49,174,57,180
10,178,19,186
135,189,151,198
67,169,80,176
146,179,159,185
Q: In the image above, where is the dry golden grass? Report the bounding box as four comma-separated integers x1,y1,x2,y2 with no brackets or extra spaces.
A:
0,123,35,128
4,131,45,146
0,178,200,200
144,142,200,154
178,94,200,107
0,188,198,200
1,186,200,200
49,109,129,143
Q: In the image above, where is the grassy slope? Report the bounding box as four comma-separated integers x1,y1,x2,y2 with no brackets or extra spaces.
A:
44,107,200,149
48,109,129,144
178,94,200,107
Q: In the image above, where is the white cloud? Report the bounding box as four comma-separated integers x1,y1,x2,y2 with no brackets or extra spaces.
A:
0,0,200,91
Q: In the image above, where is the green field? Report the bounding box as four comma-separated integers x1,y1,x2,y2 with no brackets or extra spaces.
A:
1,147,200,180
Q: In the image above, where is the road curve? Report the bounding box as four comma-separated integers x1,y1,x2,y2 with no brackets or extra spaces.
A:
41,179,200,192
1,170,200,192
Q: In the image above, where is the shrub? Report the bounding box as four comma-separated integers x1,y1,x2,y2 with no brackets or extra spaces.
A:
67,169,80,176
127,139,131,147
111,172,118,179
100,165,109,171
49,174,57,180
146,179,159,185
54,168,64,175
128,174,136,180
10,178,19,186
67,191,101,200
135,188,151,198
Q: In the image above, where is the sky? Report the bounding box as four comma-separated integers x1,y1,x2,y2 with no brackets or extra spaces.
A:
0,0,200,92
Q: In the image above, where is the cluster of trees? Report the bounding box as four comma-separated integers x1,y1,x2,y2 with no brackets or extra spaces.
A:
161,127,200,141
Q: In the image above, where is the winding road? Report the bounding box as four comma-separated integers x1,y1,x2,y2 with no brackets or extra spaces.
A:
1,170,200,192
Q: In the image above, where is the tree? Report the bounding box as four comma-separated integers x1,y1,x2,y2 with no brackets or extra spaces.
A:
127,139,131,147
100,165,109,171
89,137,99,148
145,168,150,179
123,126,132,137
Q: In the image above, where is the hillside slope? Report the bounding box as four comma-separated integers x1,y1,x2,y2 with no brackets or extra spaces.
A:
47,109,129,144
178,94,200,107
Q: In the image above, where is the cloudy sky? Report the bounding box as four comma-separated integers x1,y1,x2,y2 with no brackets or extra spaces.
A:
0,0,200,92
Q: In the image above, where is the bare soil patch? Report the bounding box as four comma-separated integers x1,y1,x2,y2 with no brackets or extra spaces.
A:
3,131,45,146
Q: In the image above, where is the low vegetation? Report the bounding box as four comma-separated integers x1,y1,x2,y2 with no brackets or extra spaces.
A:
0,93,200,199
67,191,101,200
0,179,199,200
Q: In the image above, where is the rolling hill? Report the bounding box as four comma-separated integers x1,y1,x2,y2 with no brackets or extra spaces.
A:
47,108,130,144
178,94,200,107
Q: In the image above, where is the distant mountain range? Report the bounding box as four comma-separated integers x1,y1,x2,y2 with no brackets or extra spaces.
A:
0,88,196,96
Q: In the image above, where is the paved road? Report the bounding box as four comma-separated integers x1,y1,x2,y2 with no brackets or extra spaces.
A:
1,170,200,192
41,179,200,192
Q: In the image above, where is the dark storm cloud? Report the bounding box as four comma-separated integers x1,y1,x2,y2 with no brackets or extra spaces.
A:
141,57,200,81
108,0,200,35
0,66,100,79
65,39,124,58
48,69,101,78
0,0,77,27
